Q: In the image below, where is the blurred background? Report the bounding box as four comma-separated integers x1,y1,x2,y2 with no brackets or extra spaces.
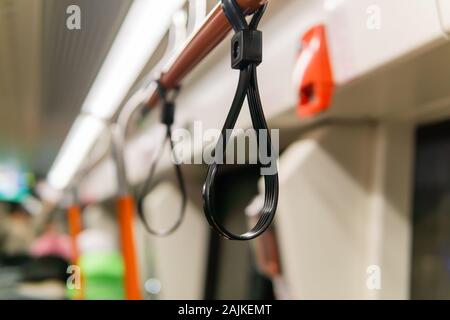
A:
1,0,450,300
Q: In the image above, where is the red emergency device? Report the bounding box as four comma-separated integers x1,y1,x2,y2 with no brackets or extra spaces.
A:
294,25,334,117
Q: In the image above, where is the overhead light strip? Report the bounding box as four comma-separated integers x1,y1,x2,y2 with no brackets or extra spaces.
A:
47,0,184,191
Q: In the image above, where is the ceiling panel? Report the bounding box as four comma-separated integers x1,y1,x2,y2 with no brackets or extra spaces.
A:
0,0,42,168
0,0,132,174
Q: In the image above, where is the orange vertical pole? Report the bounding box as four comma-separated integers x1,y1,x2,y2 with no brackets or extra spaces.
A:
67,204,84,299
117,195,142,300
68,205,83,261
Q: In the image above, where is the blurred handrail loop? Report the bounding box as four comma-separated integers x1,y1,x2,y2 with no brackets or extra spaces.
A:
202,0,279,240
187,0,207,34
136,80,187,237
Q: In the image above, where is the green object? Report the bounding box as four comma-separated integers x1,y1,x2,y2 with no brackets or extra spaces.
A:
67,252,125,300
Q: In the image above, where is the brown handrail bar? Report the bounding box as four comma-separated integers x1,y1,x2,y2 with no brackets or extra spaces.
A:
146,0,268,108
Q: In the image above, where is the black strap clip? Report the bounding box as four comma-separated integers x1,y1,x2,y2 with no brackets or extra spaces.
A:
156,80,179,126
222,0,264,70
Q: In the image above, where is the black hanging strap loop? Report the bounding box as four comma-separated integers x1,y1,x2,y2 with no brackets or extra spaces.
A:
136,80,187,237
202,0,278,241
223,0,265,70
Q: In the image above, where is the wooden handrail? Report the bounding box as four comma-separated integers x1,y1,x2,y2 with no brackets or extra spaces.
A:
146,0,268,108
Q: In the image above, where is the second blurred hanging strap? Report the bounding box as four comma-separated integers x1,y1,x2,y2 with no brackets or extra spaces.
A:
136,80,187,237
202,0,279,240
